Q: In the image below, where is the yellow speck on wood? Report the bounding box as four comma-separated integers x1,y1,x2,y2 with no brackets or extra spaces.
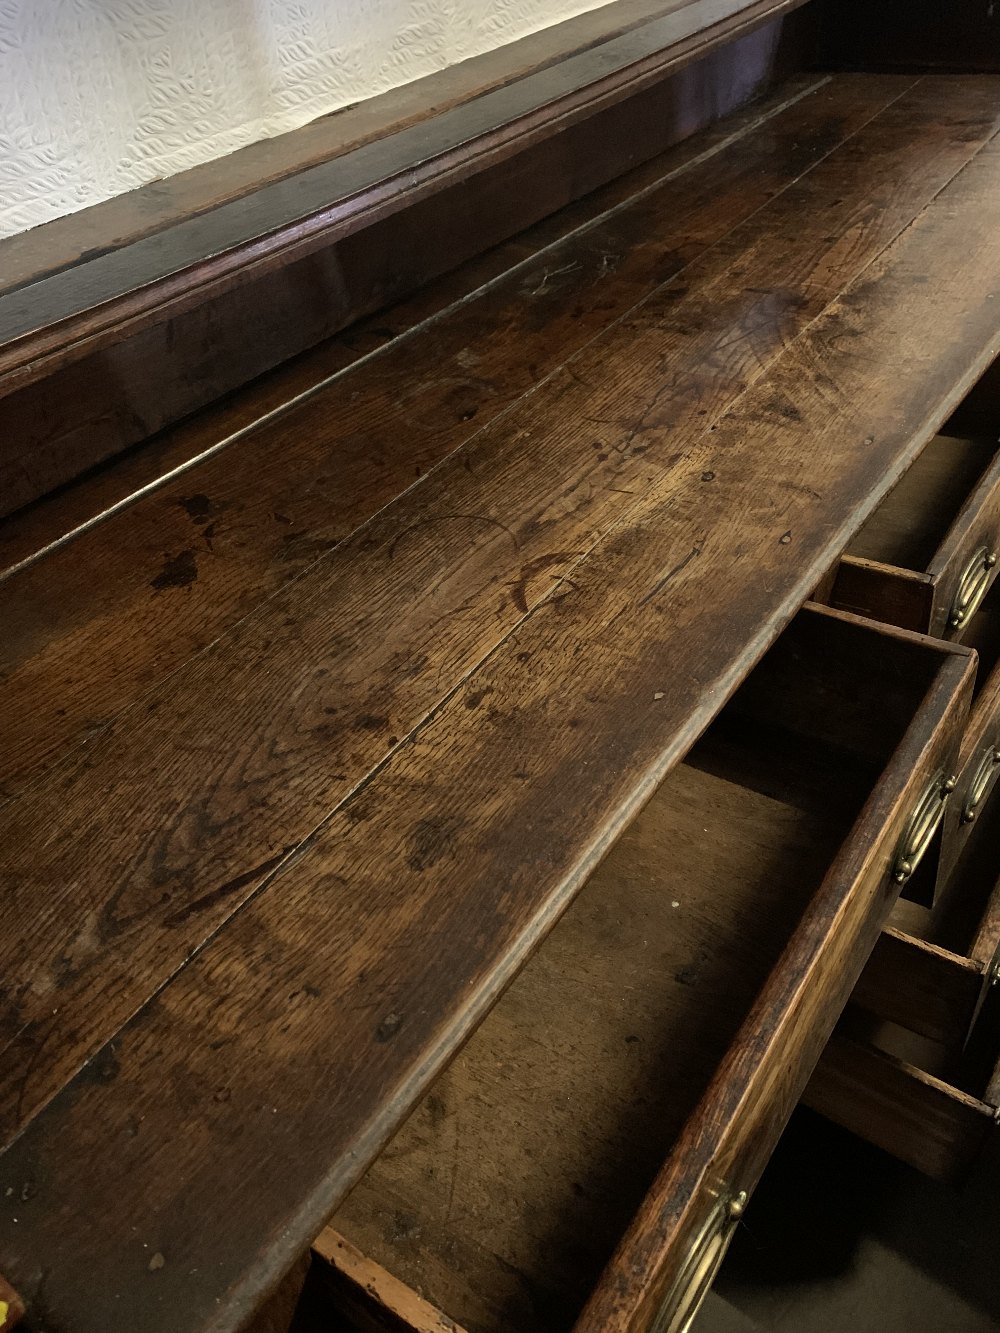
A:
0,1298,9,1325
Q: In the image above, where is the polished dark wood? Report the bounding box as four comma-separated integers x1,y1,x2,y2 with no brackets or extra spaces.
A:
1,73,978,808
1,61,998,1324
0,0,798,297
0,0,810,398
0,64,832,557
0,18,806,518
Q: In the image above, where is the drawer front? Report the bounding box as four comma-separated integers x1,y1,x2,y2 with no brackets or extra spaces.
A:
571,618,972,1333
938,657,1000,890
300,612,974,1333
926,447,1000,640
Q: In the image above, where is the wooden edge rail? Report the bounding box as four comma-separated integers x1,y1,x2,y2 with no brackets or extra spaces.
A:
0,0,808,398
308,1230,468,1333
0,0,756,296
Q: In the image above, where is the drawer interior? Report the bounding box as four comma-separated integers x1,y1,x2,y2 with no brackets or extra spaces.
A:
325,612,944,1333
845,432,1000,573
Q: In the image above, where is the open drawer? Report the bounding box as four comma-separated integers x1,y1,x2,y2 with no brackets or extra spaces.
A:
821,430,1000,894
292,606,970,1333
829,429,1000,640
806,807,1000,1183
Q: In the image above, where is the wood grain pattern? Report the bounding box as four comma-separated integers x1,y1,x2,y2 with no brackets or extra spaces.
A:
0,70,827,573
573,641,970,1331
0,0,811,398
0,21,805,518
0,1,789,296
804,1034,995,1183
0,77,985,1164
3,72,1000,1333
0,613,972,1333
331,735,849,1332
1,72,906,800
2,90,993,1312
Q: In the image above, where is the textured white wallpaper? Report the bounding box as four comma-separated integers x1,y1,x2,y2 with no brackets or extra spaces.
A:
0,0,614,239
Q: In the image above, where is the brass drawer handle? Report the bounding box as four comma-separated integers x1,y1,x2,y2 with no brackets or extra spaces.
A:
961,744,1000,824
651,1188,747,1333
892,770,953,885
949,545,998,630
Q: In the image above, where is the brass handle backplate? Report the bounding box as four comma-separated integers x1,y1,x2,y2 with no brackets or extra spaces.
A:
949,545,998,630
651,1188,747,1333
892,770,953,885
961,744,1000,824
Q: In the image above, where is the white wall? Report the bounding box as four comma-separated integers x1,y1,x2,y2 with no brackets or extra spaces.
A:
0,0,614,239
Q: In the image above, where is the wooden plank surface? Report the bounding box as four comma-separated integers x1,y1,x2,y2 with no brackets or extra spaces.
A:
0,70,826,576
0,0,810,396
0,74,982,1150
0,21,804,518
0,71,899,800
0,74,998,1332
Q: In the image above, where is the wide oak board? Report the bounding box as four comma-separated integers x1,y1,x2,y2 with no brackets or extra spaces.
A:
2,74,1000,1333
0,75,991,1155
0,71,912,798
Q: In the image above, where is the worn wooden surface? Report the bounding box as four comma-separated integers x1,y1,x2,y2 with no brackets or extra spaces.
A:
0,75,986,1146
0,20,802,518
1,73,978,802
311,1231,470,1333
0,0,810,400
332,715,848,1331
0,67,828,565
1,72,999,1333
0,0,792,297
